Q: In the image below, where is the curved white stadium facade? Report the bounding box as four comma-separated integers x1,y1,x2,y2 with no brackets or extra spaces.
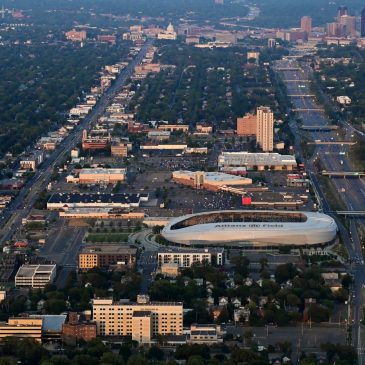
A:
161,210,337,247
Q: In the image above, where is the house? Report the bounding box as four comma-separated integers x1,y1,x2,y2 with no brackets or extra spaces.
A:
244,278,253,286
211,307,224,321
206,297,214,307
234,306,250,323
259,296,269,307
218,297,229,307
231,297,241,308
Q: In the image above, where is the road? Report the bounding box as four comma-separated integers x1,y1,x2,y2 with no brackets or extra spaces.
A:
225,324,347,363
0,41,153,286
129,229,160,293
274,58,365,364
0,40,153,246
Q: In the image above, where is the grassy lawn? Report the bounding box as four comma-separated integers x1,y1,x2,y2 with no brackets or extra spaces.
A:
85,233,129,243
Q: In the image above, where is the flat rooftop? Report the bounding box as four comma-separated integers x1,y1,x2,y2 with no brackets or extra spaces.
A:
48,193,148,204
158,247,224,254
80,245,137,255
16,264,56,277
219,152,297,166
174,170,251,183
79,168,126,175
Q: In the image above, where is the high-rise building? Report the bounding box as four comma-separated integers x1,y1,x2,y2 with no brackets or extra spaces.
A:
338,15,356,37
326,22,339,37
256,106,274,152
268,38,276,48
300,16,312,35
92,296,183,344
337,6,348,21
362,7,365,37
236,114,257,136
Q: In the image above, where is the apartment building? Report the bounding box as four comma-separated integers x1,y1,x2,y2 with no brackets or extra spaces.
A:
92,296,183,343
79,245,137,271
62,312,97,345
157,248,224,268
0,317,43,342
236,114,257,136
15,264,56,289
257,106,274,152
157,124,189,132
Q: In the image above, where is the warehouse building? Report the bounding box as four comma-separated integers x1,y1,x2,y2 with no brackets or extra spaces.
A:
172,170,252,191
218,152,297,171
66,168,126,184
47,193,148,210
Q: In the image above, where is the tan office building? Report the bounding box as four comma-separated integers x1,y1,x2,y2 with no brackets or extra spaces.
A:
92,296,183,343
236,114,257,136
301,16,312,35
67,168,126,184
0,317,43,342
257,106,274,152
111,143,128,157
79,245,137,271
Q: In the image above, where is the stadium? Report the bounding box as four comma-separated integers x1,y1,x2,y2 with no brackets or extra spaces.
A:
161,210,337,247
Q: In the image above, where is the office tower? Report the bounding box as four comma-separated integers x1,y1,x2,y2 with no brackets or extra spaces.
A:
361,6,365,37
256,106,274,152
337,5,348,20
300,16,312,35
338,15,357,37
326,22,339,37
268,38,276,48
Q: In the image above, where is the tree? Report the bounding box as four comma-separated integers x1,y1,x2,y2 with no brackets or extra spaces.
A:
41,356,71,365
99,352,125,365
341,274,353,289
119,345,131,362
187,356,206,365
147,346,164,361
307,304,329,323
231,255,250,277
126,355,148,365
275,263,297,283
152,225,163,235
2,337,48,365
44,299,67,314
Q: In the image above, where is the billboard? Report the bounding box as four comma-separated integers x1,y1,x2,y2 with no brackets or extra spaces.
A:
242,196,252,205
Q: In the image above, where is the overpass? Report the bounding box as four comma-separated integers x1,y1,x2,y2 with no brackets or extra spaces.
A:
291,108,324,112
308,141,356,146
336,211,365,216
275,67,301,71
300,125,338,131
287,94,315,97
322,171,364,177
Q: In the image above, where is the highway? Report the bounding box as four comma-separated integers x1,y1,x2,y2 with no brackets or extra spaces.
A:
274,58,365,364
